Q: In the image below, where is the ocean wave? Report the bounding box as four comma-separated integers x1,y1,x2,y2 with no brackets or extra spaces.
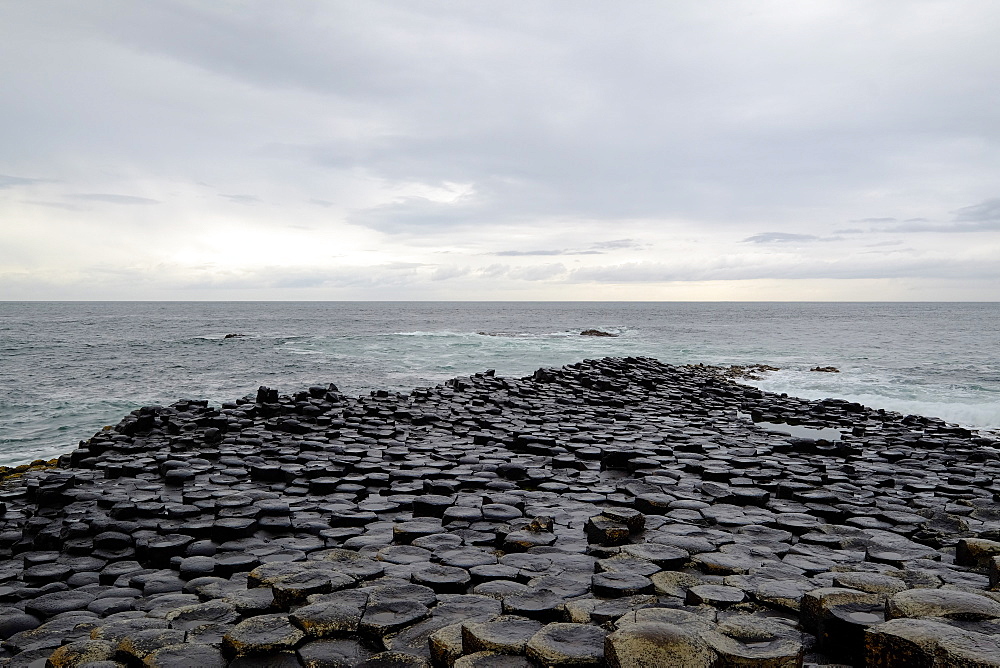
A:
832,394,1000,431
748,371,1000,430
391,328,628,339
392,330,480,337
280,347,324,356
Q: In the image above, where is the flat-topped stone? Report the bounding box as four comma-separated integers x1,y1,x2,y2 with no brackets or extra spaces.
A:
462,615,543,654
606,622,718,668
1,356,998,668
887,588,1000,621
526,622,607,666
223,614,305,656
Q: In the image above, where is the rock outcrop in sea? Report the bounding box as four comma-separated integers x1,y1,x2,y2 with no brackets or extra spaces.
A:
1,357,999,667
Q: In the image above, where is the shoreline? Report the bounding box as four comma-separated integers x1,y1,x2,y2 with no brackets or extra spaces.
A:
1,356,999,666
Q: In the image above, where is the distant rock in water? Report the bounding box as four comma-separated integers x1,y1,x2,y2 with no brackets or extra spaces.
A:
811,366,840,372
580,329,618,337
223,333,245,339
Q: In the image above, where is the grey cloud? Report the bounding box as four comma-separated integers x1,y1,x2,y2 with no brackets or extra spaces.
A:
569,256,1000,283
309,199,334,208
507,264,567,281
854,217,898,224
570,263,686,283
590,239,643,250
348,196,482,234
493,250,566,257
430,265,471,281
188,263,424,290
478,264,509,278
741,232,820,244
491,249,603,257
68,193,160,205
65,6,1000,231
74,2,427,99
489,239,646,258
474,263,568,281
0,262,421,298
885,219,1000,234
873,200,1000,233
0,174,43,189
832,228,864,234
953,198,1000,222
219,194,261,204
883,221,947,232
859,247,913,255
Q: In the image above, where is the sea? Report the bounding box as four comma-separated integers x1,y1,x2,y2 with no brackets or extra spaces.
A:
1,302,998,468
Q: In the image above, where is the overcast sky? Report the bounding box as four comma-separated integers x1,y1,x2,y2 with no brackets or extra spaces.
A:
1,1,998,300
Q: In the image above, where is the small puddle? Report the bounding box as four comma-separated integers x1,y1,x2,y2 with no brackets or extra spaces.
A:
738,412,844,440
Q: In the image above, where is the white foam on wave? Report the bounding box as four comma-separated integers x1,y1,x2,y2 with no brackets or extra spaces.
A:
392,330,478,337
281,348,323,356
748,371,1000,431
391,330,602,339
842,394,1000,431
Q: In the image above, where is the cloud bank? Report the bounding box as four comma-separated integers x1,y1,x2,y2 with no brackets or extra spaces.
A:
1,1,998,300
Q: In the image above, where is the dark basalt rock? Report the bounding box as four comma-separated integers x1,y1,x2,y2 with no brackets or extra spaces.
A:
410,563,471,594
526,622,607,666
116,628,188,663
23,590,96,619
45,638,116,667
357,651,431,667
501,589,568,622
454,652,533,667
222,614,305,657
298,638,374,668
144,642,227,668
2,356,999,667
462,615,544,654
585,514,631,546
290,590,370,637
605,620,718,667
685,584,747,607
592,572,654,598
359,599,429,639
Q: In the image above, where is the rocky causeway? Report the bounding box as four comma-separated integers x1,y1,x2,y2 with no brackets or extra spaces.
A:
2,356,1000,667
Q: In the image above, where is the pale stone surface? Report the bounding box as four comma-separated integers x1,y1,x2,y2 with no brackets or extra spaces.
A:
605,622,718,668
887,589,1000,621
525,622,607,666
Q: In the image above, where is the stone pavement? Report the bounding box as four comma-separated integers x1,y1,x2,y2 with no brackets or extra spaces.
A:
1,357,999,667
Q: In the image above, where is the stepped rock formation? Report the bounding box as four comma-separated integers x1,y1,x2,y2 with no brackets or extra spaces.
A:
1,357,999,666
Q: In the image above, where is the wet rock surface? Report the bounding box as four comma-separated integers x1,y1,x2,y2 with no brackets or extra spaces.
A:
0,356,998,666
